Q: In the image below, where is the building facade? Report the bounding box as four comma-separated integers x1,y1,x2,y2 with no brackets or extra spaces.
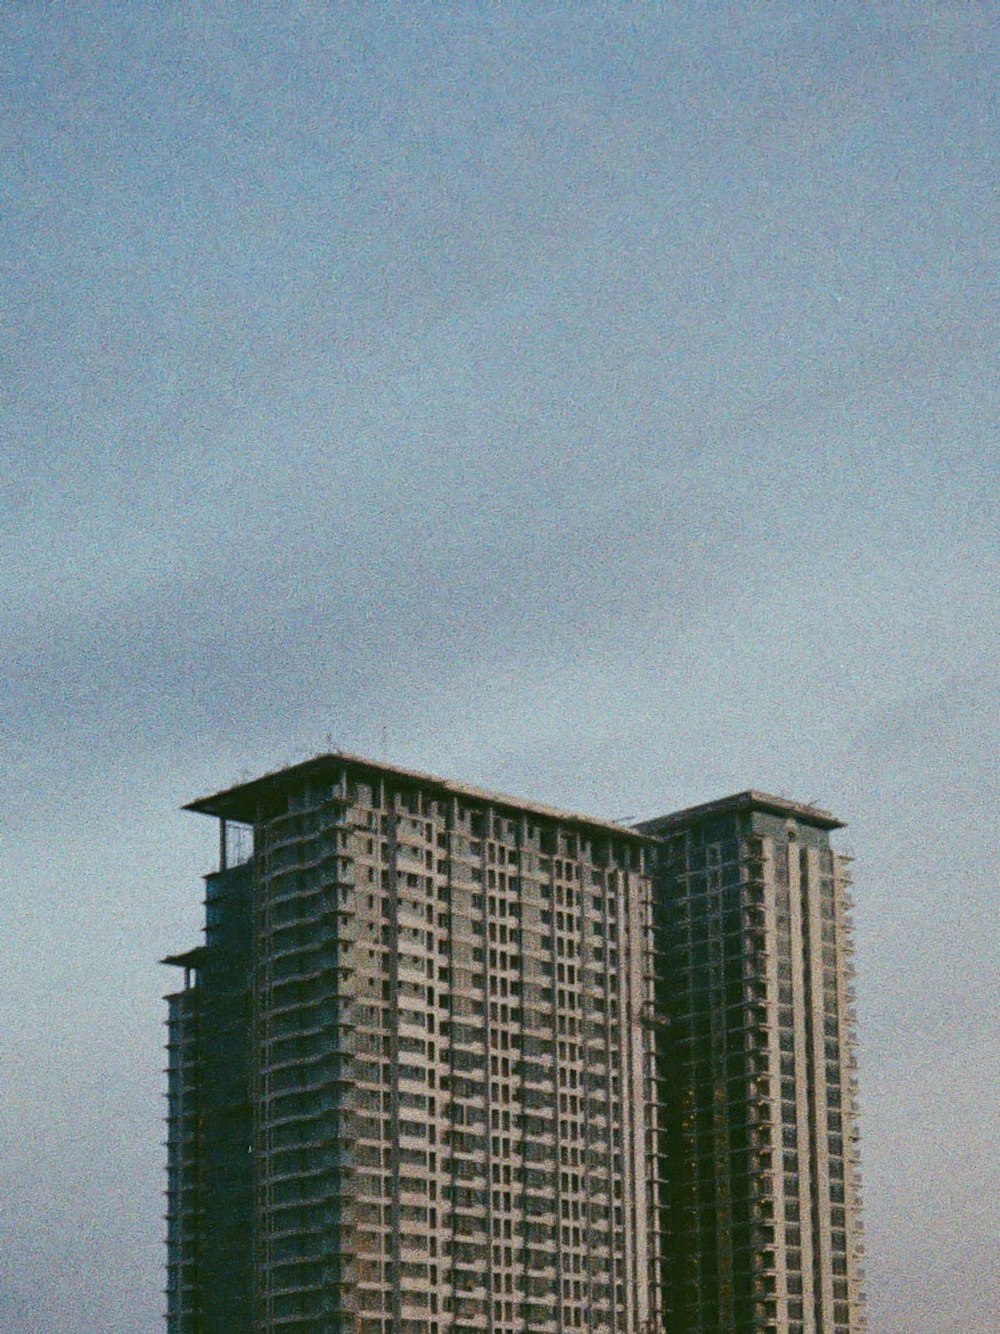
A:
165,754,659,1334
165,861,255,1331
638,794,866,1334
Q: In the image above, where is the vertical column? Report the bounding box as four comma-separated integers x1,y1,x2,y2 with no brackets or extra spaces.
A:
803,844,834,1333
516,813,531,1330
759,835,791,1334
834,851,866,1332
482,807,496,1334
622,851,650,1332
252,800,272,1333
549,836,566,1334
386,788,403,1334
786,835,816,1332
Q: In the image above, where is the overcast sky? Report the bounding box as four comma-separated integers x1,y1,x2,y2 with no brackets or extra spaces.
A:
2,4,997,1331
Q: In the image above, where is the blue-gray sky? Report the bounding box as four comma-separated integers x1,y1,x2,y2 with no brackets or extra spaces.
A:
2,5,997,1331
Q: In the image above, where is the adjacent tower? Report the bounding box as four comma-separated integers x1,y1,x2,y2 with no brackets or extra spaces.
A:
164,753,659,1334
638,793,866,1334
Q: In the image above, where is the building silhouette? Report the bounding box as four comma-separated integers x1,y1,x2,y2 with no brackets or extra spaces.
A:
164,756,865,1333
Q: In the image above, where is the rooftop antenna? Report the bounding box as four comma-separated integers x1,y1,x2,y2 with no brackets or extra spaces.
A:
381,723,389,762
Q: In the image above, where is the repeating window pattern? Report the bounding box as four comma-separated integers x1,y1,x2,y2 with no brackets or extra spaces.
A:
643,806,866,1334
166,769,865,1334
169,761,658,1334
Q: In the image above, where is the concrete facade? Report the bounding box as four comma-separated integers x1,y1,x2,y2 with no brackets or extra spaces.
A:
638,794,866,1334
164,762,866,1333
165,754,659,1333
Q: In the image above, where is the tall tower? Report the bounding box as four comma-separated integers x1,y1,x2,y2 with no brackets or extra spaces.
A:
164,753,658,1334
638,793,865,1334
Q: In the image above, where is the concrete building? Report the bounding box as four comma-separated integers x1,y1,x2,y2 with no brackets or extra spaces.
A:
164,761,867,1334
165,754,659,1334
638,794,866,1334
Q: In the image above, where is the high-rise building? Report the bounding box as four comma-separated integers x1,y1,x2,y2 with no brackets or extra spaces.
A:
164,761,867,1334
638,793,866,1334
164,754,659,1334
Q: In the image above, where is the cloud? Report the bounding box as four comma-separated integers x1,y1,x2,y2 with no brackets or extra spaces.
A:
2,5,997,1331
855,673,1000,763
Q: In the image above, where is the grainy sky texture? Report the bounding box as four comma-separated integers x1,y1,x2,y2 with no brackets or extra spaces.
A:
2,4,997,1331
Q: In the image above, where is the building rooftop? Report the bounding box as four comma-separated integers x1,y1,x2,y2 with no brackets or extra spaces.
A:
161,945,206,969
635,790,844,833
185,750,651,840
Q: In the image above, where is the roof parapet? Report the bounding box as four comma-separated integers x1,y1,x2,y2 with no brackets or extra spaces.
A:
185,750,651,840
635,789,844,833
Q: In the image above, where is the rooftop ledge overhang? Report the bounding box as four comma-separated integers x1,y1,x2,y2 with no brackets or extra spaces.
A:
184,750,652,842
161,946,206,969
635,790,844,834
